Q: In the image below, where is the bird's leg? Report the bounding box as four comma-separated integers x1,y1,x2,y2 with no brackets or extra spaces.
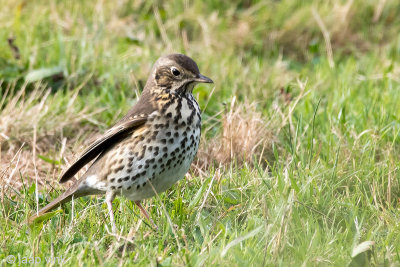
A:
106,191,117,233
135,201,157,230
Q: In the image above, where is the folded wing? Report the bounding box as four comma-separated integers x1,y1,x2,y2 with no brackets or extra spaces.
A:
59,116,147,183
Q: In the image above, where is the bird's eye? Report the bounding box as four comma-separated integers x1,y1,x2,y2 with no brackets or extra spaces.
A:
171,67,181,76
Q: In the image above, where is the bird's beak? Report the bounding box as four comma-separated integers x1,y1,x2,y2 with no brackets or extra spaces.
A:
195,74,213,84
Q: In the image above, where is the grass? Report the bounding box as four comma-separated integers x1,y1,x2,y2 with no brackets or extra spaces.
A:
1,0,400,265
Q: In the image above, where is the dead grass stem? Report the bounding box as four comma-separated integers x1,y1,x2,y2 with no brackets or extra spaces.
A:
196,97,276,171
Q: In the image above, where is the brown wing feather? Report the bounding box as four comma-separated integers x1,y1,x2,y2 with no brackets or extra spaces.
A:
59,116,147,183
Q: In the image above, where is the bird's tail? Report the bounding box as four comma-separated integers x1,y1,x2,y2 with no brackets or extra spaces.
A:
28,182,96,223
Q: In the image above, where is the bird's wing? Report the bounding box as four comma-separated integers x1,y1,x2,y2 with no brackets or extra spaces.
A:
59,115,147,183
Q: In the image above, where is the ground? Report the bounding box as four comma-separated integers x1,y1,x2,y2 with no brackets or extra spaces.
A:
1,0,400,266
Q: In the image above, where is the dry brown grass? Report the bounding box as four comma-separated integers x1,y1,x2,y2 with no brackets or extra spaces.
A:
0,81,101,192
195,97,276,171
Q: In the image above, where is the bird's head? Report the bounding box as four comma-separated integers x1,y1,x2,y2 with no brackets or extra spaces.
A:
147,53,213,95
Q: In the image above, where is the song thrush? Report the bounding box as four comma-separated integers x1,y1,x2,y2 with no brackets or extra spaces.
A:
29,54,213,232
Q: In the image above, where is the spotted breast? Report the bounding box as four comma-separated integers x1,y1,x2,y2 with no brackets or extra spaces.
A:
87,92,201,201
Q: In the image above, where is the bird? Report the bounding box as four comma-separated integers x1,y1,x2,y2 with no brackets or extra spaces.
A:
29,53,213,232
